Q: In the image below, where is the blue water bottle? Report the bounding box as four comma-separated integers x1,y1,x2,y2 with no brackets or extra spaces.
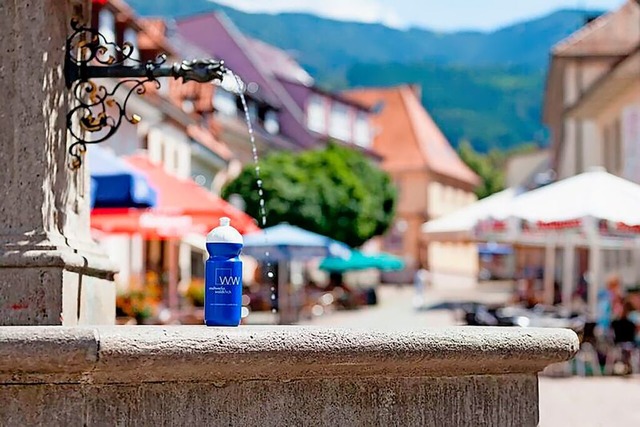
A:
205,217,243,326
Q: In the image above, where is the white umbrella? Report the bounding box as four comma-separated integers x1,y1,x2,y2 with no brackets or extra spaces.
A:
507,167,640,226
485,167,640,318
422,188,518,239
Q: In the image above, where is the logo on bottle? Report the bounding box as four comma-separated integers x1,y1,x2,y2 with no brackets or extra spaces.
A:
216,268,240,286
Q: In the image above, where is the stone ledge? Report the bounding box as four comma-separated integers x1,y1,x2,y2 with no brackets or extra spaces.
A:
0,326,578,384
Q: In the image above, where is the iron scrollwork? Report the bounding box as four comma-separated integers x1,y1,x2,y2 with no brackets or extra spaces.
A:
65,19,226,169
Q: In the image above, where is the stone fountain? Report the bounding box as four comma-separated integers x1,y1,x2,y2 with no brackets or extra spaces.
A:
0,2,578,425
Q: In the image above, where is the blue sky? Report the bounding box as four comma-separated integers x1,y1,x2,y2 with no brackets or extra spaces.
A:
212,0,627,31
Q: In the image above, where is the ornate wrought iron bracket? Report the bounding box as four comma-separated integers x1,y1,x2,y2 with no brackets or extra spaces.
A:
65,19,226,169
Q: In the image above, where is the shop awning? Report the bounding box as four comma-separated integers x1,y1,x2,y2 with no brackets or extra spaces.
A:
89,146,157,209
91,155,259,238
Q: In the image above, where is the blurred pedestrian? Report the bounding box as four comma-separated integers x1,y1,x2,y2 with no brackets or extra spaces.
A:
413,268,430,308
597,274,624,336
610,301,638,375
611,301,637,345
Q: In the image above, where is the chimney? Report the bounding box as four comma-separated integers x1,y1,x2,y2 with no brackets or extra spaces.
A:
409,84,422,99
583,13,601,25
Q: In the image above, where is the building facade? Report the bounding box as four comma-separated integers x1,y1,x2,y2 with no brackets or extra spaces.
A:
544,0,640,285
545,0,640,180
347,86,480,281
176,13,374,153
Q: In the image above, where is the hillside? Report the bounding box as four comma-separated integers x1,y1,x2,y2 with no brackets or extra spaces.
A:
127,0,602,151
347,63,546,152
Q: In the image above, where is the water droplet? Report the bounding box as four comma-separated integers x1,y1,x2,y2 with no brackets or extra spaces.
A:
233,71,270,251
265,251,270,257
271,295,276,300
267,272,274,278
272,308,277,314
270,287,275,292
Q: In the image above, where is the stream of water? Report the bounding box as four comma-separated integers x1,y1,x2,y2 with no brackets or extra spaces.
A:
229,72,277,315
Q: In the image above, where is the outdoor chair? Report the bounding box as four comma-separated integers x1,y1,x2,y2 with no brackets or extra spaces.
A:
573,342,602,377
603,343,640,375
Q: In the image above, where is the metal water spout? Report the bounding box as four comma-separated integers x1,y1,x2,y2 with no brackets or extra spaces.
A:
64,19,227,169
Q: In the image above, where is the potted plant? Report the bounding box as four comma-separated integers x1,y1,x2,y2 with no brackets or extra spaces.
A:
116,289,156,325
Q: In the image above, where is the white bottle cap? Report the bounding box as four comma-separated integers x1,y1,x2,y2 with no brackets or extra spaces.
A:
206,217,244,244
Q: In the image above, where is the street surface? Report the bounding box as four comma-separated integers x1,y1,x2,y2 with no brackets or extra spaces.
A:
300,282,512,330
302,284,640,427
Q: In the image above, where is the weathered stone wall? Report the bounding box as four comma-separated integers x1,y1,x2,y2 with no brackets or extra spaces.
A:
0,0,116,325
0,326,579,426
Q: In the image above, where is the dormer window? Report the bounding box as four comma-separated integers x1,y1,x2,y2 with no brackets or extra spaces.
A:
264,110,280,135
306,95,326,134
247,100,258,123
353,112,371,148
329,102,350,142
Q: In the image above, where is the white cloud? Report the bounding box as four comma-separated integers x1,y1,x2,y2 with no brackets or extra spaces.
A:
210,0,406,28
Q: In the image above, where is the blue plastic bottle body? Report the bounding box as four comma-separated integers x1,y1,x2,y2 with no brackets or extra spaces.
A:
204,242,243,326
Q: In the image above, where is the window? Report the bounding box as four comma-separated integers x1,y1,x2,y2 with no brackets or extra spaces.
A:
428,182,442,215
614,118,622,173
604,124,612,172
264,110,280,135
213,89,237,117
306,95,326,133
182,100,195,114
140,133,149,150
162,144,173,172
122,27,139,66
148,129,163,164
329,102,351,141
247,100,258,123
606,119,624,174
174,148,180,174
98,9,116,57
353,112,371,147
383,220,406,252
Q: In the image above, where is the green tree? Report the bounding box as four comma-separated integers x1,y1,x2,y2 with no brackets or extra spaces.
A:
458,140,505,200
458,140,540,199
222,143,397,247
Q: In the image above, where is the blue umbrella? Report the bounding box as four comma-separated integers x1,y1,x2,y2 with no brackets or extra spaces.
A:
242,223,351,261
89,146,157,209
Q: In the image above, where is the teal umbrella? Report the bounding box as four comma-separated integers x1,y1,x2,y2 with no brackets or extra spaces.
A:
319,250,405,273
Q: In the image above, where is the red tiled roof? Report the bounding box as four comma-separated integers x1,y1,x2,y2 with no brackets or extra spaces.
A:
345,86,480,187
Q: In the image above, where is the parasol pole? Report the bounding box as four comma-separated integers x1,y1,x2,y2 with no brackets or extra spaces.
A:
543,235,556,305
561,235,575,311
